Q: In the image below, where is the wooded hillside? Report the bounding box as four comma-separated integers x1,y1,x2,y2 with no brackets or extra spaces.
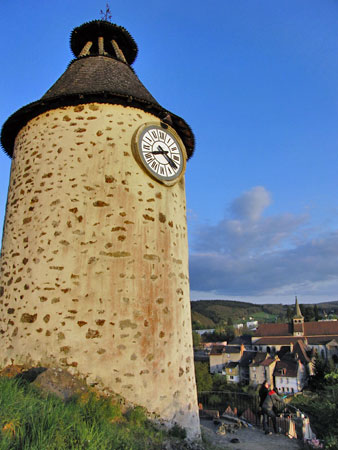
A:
191,299,338,329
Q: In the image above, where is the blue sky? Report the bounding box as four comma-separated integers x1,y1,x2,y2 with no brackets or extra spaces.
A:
1,0,338,304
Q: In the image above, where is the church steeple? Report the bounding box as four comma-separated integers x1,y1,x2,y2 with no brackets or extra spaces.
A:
292,296,304,336
294,296,303,319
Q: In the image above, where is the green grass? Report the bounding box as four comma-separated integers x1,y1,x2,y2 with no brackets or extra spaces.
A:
0,377,165,450
251,312,277,321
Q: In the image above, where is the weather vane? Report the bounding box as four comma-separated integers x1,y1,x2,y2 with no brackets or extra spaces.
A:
100,3,112,21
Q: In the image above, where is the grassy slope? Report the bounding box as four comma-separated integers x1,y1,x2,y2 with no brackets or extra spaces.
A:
0,377,165,450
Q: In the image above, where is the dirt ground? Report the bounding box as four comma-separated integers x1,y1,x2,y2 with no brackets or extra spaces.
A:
201,419,302,450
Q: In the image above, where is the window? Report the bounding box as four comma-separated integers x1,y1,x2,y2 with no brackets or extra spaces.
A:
230,376,233,380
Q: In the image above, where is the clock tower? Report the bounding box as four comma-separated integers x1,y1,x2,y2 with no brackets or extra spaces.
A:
0,20,200,438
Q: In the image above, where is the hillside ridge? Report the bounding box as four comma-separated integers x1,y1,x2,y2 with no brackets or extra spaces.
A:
191,299,338,329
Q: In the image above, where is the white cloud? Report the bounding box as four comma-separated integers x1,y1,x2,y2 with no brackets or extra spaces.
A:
230,186,271,222
189,186,338,302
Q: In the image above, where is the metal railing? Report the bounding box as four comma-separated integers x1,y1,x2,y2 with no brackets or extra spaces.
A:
198,391,303,436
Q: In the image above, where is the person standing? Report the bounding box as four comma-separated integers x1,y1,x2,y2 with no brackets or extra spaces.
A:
259,380,269,408
262,386,285,434
258,380,269,424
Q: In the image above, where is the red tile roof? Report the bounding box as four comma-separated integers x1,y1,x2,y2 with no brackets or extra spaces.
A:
255,323,290,337
255,321,338,338
253,337,305,345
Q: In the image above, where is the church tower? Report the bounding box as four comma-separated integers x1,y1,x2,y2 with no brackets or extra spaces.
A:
292,296,304,336
0,20,200,438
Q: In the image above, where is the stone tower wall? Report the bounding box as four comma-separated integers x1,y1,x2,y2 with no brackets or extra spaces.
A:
0,103,200,437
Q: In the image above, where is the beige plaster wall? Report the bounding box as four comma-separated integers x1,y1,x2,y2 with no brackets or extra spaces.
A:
0,103,200,438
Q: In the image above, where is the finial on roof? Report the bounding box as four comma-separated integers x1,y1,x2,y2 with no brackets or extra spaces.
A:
100,3,112,22
294,296,303,319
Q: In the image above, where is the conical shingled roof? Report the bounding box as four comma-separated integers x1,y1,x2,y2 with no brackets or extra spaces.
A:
1,20,195,158
41,55,159,104
294,296,303,319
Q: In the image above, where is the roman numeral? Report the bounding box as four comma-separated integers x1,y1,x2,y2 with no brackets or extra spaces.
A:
143,144,151,150
151,160,158,171
145,153,153,164
144,135,153,144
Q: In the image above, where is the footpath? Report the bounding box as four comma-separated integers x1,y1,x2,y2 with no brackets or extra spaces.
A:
201,419,302,450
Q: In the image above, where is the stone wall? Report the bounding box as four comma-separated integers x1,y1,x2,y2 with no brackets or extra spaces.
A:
0,103,200,438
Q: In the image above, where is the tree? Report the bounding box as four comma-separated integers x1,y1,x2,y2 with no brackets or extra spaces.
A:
301,305,315,322
286,306,293,322
194,362,212,392
310,354,335,390
212,373,228,391
324,369,338,385
192,331,201,349
314,304,321,321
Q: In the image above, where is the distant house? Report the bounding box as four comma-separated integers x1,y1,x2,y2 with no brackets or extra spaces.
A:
249,352,277,387
224,361,240,383
209,344,244,374
194,329,216,336
238,351,257,385
209,345,228,374
246,320,258,330
203,341,227,353
274,354,307,394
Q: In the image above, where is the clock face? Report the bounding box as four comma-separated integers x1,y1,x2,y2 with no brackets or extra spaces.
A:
134,124,186,183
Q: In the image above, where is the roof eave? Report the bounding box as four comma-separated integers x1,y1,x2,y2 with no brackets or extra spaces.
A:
1,93,195,159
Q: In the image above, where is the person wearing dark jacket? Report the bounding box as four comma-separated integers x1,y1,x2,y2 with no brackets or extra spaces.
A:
262,387,285,434
258,381,269,424
259,381,269,408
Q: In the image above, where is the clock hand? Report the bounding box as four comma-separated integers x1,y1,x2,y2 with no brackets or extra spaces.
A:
152,146,177,169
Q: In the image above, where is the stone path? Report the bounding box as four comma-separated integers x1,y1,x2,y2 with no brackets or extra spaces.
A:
201,419,302,450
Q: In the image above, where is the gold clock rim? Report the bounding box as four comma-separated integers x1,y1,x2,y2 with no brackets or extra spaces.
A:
132,121,187,186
